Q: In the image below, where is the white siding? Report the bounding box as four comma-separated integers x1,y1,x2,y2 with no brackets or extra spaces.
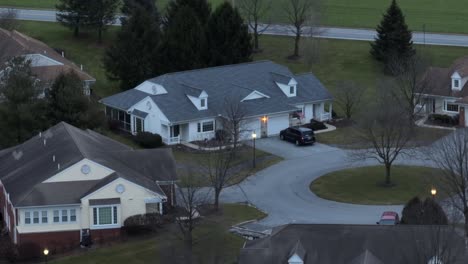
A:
304,104,314,121
44,159,114,183
129,98,169,135
267,114,289,136
241,117,261,140
17,206,81,234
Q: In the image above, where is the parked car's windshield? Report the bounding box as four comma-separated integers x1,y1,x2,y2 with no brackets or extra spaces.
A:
379,219,395,225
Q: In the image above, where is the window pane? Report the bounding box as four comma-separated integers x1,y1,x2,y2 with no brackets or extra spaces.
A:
62,210,68,222
290,86,294,94
98,207,112,225
202,121,214,132
70,209,76,222
113,207,117,224
25,212,31,224
33,211,39,224
197,123,201,132
93,208,98,225
53,210,60,223
447,103,458,112
201,99,205,107
41,211,48,223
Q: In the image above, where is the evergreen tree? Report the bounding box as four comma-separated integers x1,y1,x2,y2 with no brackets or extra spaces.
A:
206,2,252,66
160,7,207,72
164,0,211,27
401,196,448,225
121,0,156,17
370,0,415,69
47,71,89,127
103,3,162,90
56,0,91,37
88,0,120,43
0,57,48,147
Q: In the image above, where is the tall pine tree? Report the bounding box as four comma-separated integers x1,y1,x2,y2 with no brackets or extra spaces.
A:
56,0,91,37
164,0,211,28
206,2,252,66
370,0,415,69
103,2,162,90
160,7,207,73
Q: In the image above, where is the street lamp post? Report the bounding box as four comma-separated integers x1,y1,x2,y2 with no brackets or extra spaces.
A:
431,187,437,198
252,132,257,168
43,248,49,264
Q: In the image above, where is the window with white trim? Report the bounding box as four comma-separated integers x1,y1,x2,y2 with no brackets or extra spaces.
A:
24,210,49,225
290,86,295,94
25,212,31,224
444,100,459,113
41,211,48,223
200,98,206,108
62,209,68,222
70,209,77,222
197,120,214,133
454,79,460,88
53,210,60,223
92,206,118,226
51,209,77,224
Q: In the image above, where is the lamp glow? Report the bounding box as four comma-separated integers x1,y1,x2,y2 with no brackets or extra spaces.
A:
43,248,49,256
252,132,257,139
431,187,437,197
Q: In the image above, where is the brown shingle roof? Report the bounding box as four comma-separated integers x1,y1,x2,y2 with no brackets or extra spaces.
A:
0,28,94,82
423,56,468,98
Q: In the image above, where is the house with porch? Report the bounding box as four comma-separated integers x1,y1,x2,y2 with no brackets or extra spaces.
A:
100,60,333,144
0,122,177,251
417,56,468,127
0,28,95,95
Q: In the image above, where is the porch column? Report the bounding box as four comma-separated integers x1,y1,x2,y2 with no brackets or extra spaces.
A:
159,202,163,215
329,102,333,120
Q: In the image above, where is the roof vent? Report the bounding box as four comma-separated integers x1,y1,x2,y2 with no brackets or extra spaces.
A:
52,155,55,162
43,139,46,146
39,132,42,138
80,64,83,71
57,163,60,171
61,51,64,57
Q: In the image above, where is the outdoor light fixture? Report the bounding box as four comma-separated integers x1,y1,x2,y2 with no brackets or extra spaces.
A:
261,116,268,123
431,187,437,197
43,248,49,264
252,132,257,168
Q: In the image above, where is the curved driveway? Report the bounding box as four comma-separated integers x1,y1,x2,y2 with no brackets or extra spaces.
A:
219,137,434,230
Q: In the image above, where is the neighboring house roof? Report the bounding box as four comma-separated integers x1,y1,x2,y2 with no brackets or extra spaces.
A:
0,28,95,83
238,224,468,264
101,61,332,123
0,122,177,207
423,56,468,98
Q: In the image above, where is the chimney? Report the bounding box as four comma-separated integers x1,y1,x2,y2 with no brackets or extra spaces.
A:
61,51,64,57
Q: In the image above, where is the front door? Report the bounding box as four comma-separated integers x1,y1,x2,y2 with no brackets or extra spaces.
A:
171,125,180,138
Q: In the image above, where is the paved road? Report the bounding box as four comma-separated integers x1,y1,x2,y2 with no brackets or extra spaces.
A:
3,8,468,47
217,137,438,232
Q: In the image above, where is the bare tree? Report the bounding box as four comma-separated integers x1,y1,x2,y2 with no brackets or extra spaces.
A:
238,0,272,51
219,96,248,150
0,9,18,31
387,54,432,123
426,128,468,239
174,171,210,262
284,0,314,58
334,80,365,119
352,82,415,185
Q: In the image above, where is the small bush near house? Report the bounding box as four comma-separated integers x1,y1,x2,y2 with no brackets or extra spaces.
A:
17,242,42,261
133,132,164,148
428,114,459,126
108,119,121,132
215,129,229,142
123,213,163,236
302,119,327,131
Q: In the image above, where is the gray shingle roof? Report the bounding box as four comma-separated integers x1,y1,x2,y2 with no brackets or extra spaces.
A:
132,109,149,118
101,60,332,123
239,224,468,264
0,122,178,207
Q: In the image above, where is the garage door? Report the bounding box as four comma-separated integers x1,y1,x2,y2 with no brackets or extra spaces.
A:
267,115,289,136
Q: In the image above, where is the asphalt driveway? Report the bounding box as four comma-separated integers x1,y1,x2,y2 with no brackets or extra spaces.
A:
220,137,436,232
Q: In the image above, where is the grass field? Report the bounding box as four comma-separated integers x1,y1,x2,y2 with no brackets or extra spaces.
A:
310,166,447,205
3,0,468,34
51,204,266,264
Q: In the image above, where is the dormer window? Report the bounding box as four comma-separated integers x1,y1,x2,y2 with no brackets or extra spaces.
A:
454,79,460,88
201,98,206,108
290,86,295,95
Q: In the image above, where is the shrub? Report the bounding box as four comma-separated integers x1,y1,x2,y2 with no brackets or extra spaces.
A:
429,114,459,126
302,119,327,131
17,242,42,261
108,119,121,131
123,213,163,235
401,196,448,225
133,132,163,148
215,129,229,141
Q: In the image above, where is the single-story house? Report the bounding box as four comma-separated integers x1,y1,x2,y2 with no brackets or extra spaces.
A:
417,56,468,126
0,28,95,95
100,60,333,144
0,122,177,250
239,224,467,264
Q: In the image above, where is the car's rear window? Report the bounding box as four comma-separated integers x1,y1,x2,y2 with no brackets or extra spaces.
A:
379,219,395,225
303,131,313,136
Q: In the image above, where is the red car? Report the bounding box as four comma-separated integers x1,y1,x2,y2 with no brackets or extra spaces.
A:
376,211,400,225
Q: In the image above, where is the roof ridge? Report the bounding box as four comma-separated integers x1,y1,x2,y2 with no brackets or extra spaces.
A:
61,122,88,158
157,60,273,77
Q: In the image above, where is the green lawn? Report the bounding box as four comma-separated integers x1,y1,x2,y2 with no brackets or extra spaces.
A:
51,204,266,264
3,0,468,34
310,165,447,205
315,126,452,148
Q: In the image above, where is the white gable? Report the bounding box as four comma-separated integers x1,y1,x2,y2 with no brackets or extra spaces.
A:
288,253,304,264
187,90,208,110
135,81,168,95
23,54,63,67
276,77,298,97
43,158,114,183
241,90,270,101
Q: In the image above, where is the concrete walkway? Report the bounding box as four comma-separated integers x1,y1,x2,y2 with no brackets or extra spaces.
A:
218,137,436,232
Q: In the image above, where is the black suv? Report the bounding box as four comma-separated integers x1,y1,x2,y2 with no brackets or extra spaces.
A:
279,127,316,146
